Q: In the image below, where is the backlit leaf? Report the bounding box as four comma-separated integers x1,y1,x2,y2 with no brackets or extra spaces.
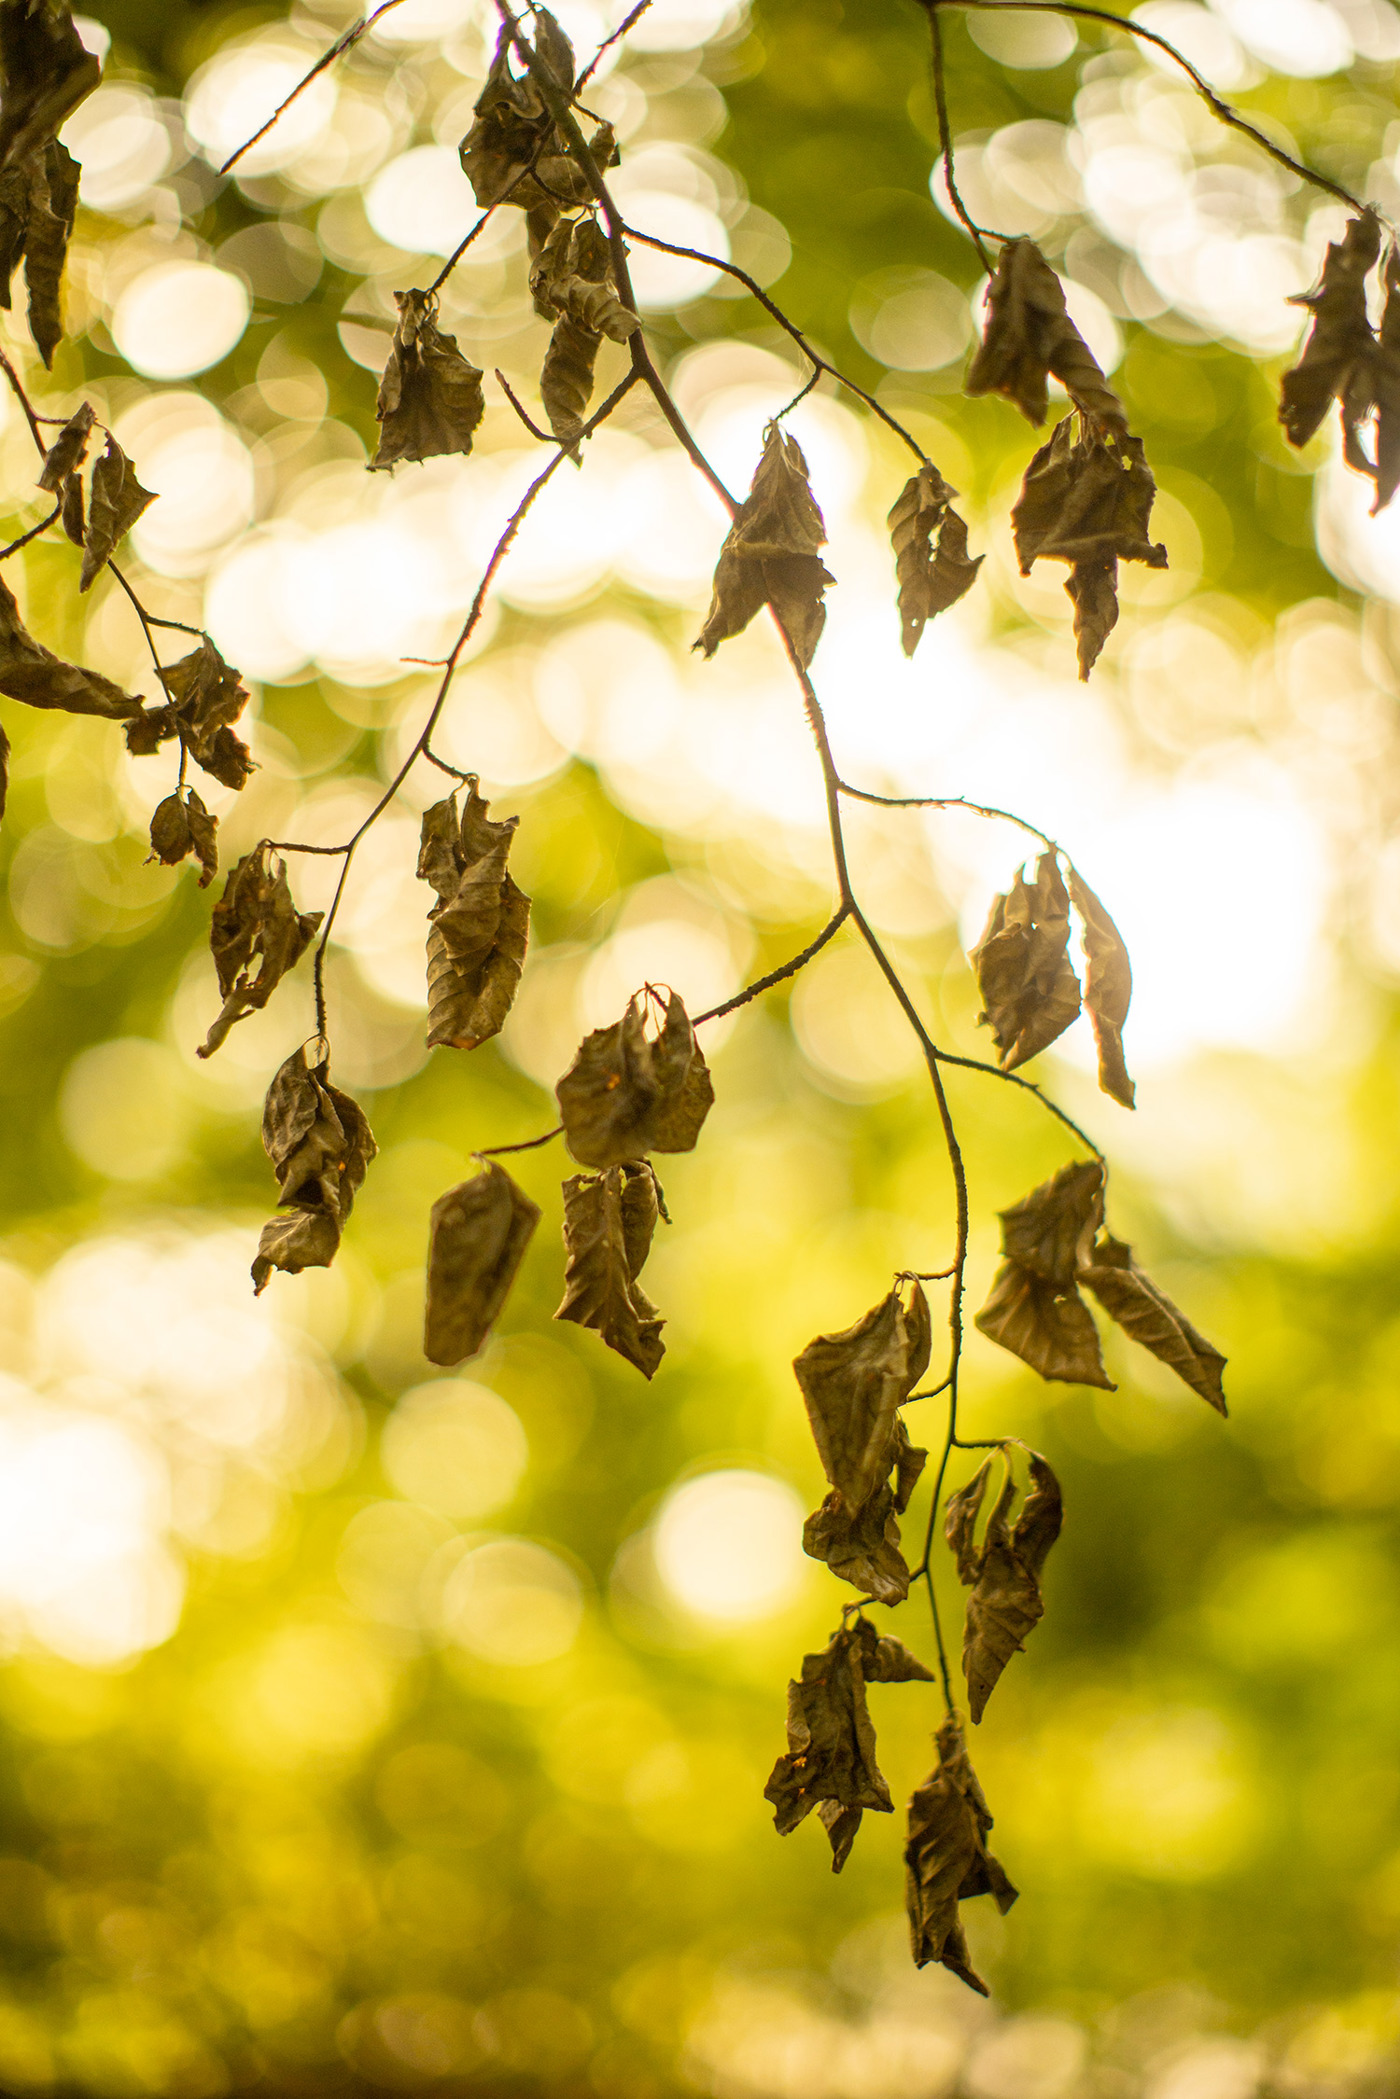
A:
555,1160,666,1378
147,788,217,887
198,845,323,1059
127,638,254,791
371,288,485,471
793,1278,931,1507
887,464,982,657
947,1451,1063,1721
966,237,1126,431
1279,212,1380,460
418,782,531,1051
975,1261,1112,1388
252,1044,376,1295
540,309,600,449
424,1160,541,1367
1067,867,1134,1107
803,1482,910,1607
904,1714,1018,1993
696,421,835,669
998,1159,1105,1289
36,397,91,492
23,137,77,366
459,22,554,209
79,433,156,592
0,0,100,174
0,571,140,718
969,852,1080,1071
1081,1231,1227,1413
556,988,712,1169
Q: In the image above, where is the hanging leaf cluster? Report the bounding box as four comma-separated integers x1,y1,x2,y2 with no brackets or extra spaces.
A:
1278,211,1400,512
976,1159,1227,1409
251,1045,377,1295
127,637,254,793
765,1618,932,1872
887,463,981,657
905,1715,1017,1994
417,781,530,1052
372,289,485,471
0,0,98,366
0,570,140,719
147,787,217,887
794,1280,931,1606
945,1448,1062,1721
970,853,1134,1107
533,213,639,448
198,845,323,1059
458,11,580,212
697,421,836,669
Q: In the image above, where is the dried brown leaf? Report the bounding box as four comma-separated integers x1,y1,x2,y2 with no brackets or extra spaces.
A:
1279,213,1380,457
1067,866,1134,1107
793,1279,932,1507
948,1452,1063,1721
1081,1231,1227,1413
0,570,140,717
36,396,91,492
540,309,600,448
969,851,1081,1071
803,1481,911,1606
887,464,982,656
24,137,77,366
998,1158,1105,1289
424,1160,541,1367
556,988,712,1168
555,1160,665,1378
905,1714,1018,1992
198,845,323,1059
371,288,485,471
459,23,554,208
976,1262,1112,1389
252,1045,376,1294
0,0,100,174
79,433,156,592
147,788,217,887
418,782,531,1051
58,463,81,543
696,421,835,668
966,237,1126,431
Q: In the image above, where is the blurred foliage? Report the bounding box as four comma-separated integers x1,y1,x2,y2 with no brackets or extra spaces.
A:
0,0,1397,2095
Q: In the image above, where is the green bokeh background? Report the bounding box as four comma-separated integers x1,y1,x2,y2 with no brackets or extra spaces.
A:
1,0,1399,2092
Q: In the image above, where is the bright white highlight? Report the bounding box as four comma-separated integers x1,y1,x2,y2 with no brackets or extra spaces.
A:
111,262,249,379
382,1381,529,1520
367,145,480,258
185,35,337,176
653,1470,806,1622
61,85,171,211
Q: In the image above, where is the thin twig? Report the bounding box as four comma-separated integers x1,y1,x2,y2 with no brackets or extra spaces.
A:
477,1123,565,1157
495,368,553,443
219,0,410,175
926,3,1002,268
839,779,1059,855
692,906,851,1024
574,0,653,90
0,502,60,562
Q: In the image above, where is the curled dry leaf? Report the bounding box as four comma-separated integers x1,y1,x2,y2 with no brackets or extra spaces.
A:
23,136,77,366
1372,246,1400,513
975,1161,1112,1389
1067,866,1134,1107
804,1478,909,1606
1279,212,1380,474
0,571,140,718
556,988,712,1169
36,397,92,491
540,309,601,449
1081,1230,1227,1413
969,852,1080,1071
794,1278,931,1508
459,20,557,208
58,463,82,543
198,844,323,1059
534,216,639,343
945,1451,1063,1721
764,1618,933,1872
79,434,155,592
127,637,254,792
904,1714,1018,1994
418,784,531,1051
966,237,1126,431
424,1159,541,1367
555,1159,666,1378
887,464,982,656
371,288,485,471
696,421,835,669
251,1045,376,1295
1012,414,1167,680
0,0,100,175
147,788,218,887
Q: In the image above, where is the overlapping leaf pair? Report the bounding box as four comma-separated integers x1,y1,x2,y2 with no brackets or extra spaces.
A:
1278,211,1400,512
976,1159,1227,1408
945,1448,1061,1722
531,212,639,448
970,850,1134,1107
38,405,155,588
0,0,99,366
251,1044,377,1295
969,238,1168,678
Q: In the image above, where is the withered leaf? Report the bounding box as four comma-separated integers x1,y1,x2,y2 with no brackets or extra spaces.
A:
905,1714,1018,1993
555,1160,665,1378
946,1452,1063,1721
130,637,254,791
79,434,156,592
1067,866,1134,1107
1373,245,1400,513
1081,1231,1227,1414
537,215,639,343
966,237,1126,431
418,782,530,1051
0,570,140,717
696,421,835,670
147,788,217,887
1279,213,1380,462
36,397,91,492
887,464,982,656
0,157,25,302
969,852,1080,1071
556,988,712,1168
531,5,575,92
0,0,100,174
424,1160,541,1367
23,136,77,367
1012,414,1167,681
804,1480,911,1607
793,1278,931,1508
540,309,600,450
58,464,81,543
765,1619,933,1871
998,1158,1105,1289
198,844,323,1059
533,119,619,211
252,1044,376,1295
371,288,485,472
459,22,554,210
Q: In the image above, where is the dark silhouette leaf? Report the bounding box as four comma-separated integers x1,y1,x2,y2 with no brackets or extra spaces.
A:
424,1160,541,1367
794,1279,931,1507
556,989,712,1168
555,1160,665,1377
0,0,100,174
887,463,981,656
79,433,156,591
372,288,485,471
946,1451,1063,1720
1067,866,1134,1106
966,237,1126,431
252,1045,376,1294
1279,212,1380,459
904,1714,1018,1992
1081,1231,1227,1413
198,845,323,1058
696,421,835,668
969,852,1080,1070
36,396,91,491
418,781,531,1051
147,788,217,887
0,571,140,717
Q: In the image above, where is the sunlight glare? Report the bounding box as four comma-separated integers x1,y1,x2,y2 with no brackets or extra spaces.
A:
653,1471,806,1622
